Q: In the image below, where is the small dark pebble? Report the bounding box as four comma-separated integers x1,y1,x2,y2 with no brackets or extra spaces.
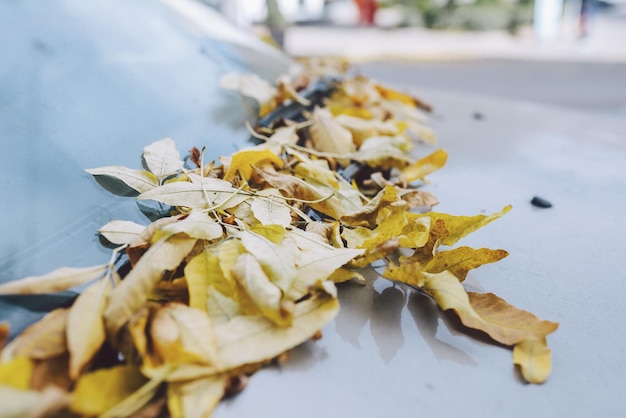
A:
531,196,552,208
473,112,484,120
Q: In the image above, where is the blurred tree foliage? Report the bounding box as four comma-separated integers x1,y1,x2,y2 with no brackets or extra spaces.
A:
378,0,534,32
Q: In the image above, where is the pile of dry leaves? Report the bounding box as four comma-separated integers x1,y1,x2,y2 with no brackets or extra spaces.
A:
0,60,557,418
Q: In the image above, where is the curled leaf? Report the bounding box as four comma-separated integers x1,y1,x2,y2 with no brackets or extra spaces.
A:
69,364,148,416
167,375,227,418
142,137,184,178
85,166,159,194
2,308,68,362
401,148,448,182
104,235,197,338
0,265,107,295
513,338,553,384
67,279,111,379
223,148,284,183
98,220,146,245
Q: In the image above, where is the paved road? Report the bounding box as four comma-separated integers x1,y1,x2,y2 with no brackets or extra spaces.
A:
359,60,626,115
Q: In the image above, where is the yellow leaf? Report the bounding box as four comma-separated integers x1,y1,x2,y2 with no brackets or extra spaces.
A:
69,364,148,416
290,151,339,190
142,137,184,178
309,107,355,157
335,114,398,147
341,185,400,228
374,83,428,108
241,230,297,294
85,166,159,194
223,148,284,183
513,338,553,384
214,292,339,371
104,235,197,338
0,265,107,295
184,251,214,313
249,224,286,244
151,303,220,367
167,375,227,418
423,205,512,246
98,220,146,245
327,103,373,119
2,308,68,362
423,247,509,281
381,259,426,288
67,278,111,379
328,268,366,285
401,149,448,182
232,253,292,327
0,357,34,390
350,238,401,268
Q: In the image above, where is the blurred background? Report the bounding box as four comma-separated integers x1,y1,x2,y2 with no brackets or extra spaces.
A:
203,0,626,115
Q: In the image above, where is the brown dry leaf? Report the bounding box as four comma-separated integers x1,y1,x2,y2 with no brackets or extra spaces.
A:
309,107,355,157
466,291,559,346
423,247,509,281
104,235,197,338
31,354,72,392
69,364,149,416
223,148,284,183
253,166,345,219
85,166,159,194
0,322,9,350
2,308,68,362
513,338,553,384
167,375,228,418
0,265,107,295
400,189,439,210
151,303,220,368
142,138,185,178
400,148,448,183
99,220,146,246
67,278,111,379
0,356,34,390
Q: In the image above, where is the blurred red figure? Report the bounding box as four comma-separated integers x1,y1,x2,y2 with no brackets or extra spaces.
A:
354,0,377,25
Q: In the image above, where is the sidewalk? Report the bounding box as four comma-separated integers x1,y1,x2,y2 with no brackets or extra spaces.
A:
283,15,626,62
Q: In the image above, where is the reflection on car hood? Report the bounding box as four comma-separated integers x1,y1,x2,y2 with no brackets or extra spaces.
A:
0,0,290,335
